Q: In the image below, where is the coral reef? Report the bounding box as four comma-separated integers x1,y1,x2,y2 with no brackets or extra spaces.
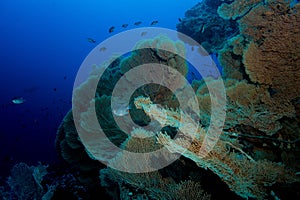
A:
217,0,261,20
241,2,300,102
101,167,211,200
193,77,294,136
218,35,246,80
1,163,48,200
55,34,205,197
0,162,107,200
100,128,211,200
176,0,238,53
226,80,294,135
216,0,300,140
55,110,103,186
135,97,299,199
120,35,188,76
119,34,187,109
53,2,300,197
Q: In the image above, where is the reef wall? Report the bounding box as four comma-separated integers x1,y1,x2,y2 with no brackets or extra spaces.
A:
55,0,300,199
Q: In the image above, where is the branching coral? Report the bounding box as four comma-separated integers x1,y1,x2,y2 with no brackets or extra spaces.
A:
134,96,299,199
225,80,295,135
100,127,210,200
194,78,295,135
100,167,211,200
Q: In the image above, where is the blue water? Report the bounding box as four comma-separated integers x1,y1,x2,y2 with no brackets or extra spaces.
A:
0,0,201,177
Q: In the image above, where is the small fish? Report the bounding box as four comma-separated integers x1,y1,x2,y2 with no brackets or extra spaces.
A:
109,26,115,33
99,47,107,52
12,97,26,104
150,20,158,26
200,24,205,33
134,21,142,26
63,76,67,80
87,38,96,43
178,18,182,22
122,24,128,28
53,88,57,91
141,31,147,36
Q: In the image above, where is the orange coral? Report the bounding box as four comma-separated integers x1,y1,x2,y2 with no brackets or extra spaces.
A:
241,0,300,102
225,80,295,135
194,78,295,135
214,0,299,138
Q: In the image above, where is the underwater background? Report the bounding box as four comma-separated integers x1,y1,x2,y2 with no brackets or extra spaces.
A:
0,0,199,174
1,0,300,199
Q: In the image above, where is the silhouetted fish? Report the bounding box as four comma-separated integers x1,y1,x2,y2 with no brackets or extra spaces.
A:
87,38,96,43
122,24,128,28
109,26,115,33
178,18,182,22
150,20,158,26
134,21,142,26
141,31,147,36
99,47,107,52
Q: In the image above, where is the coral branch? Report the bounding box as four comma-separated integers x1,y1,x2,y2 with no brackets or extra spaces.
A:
135,97,300,199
